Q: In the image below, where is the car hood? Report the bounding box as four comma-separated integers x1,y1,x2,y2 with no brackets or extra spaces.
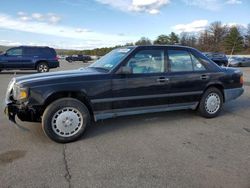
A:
15,67,104,85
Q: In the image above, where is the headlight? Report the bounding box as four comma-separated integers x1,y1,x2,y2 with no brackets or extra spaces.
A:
13,84,29,100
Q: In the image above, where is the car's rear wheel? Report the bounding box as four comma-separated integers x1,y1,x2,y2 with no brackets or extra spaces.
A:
198,87,223,118
37,62,49,73
42,98,90,143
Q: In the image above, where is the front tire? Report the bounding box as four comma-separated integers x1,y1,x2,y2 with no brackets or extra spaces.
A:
198,87,223,118
37,62,49,73
42,98,90,143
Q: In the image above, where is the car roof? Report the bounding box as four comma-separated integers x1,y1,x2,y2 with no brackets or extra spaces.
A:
18,46,52,49
124,45,197,50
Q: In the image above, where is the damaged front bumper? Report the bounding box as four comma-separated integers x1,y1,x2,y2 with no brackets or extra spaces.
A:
4,102,40,124
4,104,18,124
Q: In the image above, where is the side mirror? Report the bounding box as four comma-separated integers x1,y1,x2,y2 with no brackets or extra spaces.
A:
117,66,132,74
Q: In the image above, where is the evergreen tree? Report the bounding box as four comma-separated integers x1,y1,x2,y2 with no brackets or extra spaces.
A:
224,26,244,54
153,35,170,45
169,32,179,44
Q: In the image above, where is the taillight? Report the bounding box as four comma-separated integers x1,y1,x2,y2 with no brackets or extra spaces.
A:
240,75,244,85
55,55,59,61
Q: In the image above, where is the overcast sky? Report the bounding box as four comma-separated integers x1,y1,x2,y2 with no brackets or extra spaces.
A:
0,0,249,49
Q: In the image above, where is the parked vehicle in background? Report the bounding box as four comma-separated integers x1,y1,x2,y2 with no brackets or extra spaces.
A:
5,45,244,143
0,46,59,73
229,57,250,67
66,54,92,63
203,52,228,66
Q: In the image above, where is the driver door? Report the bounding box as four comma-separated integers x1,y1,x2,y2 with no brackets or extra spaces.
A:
112,47,170,111
3,47,23,68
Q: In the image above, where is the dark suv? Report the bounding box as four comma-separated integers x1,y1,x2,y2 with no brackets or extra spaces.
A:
203,52,228,66
0,46,59,73
5,45,244,143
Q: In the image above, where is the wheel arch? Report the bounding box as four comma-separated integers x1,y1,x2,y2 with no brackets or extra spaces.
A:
204,83,225,102
35,60,49,68
41,91,94,121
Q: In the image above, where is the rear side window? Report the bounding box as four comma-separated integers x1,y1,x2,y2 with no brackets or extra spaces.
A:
24,47,56,57
168,50,193,72
24,48,40,56
168,49,206,72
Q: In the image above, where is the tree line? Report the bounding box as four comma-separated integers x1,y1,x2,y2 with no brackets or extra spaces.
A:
133,21,250,55
59,21,250,56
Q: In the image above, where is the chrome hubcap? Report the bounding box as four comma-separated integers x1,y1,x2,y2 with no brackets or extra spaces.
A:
205,93,221,114
52,107,84,137
39,65,48,72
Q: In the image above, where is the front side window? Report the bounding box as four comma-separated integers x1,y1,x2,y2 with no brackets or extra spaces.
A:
125,49,165,74
7,48,22,56
168,50,193,72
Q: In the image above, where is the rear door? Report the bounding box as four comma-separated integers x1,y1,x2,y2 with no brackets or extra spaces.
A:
166,48,210,106
111,47,170,111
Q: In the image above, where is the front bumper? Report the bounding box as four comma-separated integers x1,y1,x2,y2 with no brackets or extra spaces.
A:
4,104,18,123
5,103,40,123
224,88,244,102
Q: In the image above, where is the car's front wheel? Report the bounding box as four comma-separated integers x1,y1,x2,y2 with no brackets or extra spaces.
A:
42,98,90,143
37,62,49,73
198,87,223,118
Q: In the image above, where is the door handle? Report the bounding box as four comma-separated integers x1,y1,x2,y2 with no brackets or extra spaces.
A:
200,74,210,80
157,77,169,83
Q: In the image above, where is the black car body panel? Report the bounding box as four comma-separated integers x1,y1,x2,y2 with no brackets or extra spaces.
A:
5,45,244,123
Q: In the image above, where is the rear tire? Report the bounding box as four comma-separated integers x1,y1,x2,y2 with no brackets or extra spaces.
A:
42,98,90,143
37,62,49,73
198,87,223,118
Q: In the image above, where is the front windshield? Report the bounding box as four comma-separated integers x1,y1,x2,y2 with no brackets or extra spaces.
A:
89,48,133,71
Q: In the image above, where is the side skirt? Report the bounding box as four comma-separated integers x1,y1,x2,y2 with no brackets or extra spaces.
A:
94,102,199,121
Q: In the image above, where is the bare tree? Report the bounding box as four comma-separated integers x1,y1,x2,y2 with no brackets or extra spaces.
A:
135,37,152,45
198,30,213,51
208,21,228,51
180,32,197,47
246,24,250,48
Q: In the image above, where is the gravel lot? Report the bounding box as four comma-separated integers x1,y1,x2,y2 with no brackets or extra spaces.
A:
0,60,250,188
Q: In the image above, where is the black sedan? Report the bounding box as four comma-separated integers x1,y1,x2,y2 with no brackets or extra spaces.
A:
5,45,244,143
65,54,92,63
